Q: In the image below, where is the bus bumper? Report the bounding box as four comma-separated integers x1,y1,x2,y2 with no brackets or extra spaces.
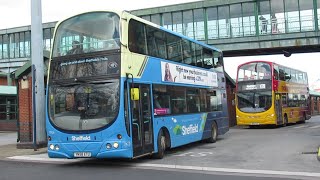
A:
47,141,132,159
237,115,276,126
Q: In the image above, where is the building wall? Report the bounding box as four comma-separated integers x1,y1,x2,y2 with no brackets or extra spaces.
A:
226,83,236,127
0,76,16,86
17,77,33,143
0,120,17,131
310,95,320,115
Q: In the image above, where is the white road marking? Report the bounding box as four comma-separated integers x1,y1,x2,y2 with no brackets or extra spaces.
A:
6,154,320,178
309,125,320,129
293,125,307,129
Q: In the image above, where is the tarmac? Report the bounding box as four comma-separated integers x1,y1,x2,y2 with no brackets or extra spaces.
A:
0,131,47,160
1,130,320,179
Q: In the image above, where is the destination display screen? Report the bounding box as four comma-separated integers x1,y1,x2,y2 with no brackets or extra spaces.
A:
238,81,272,91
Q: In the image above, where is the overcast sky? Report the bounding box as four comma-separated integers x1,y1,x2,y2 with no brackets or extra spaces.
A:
0,0,201,29
0,0,319,87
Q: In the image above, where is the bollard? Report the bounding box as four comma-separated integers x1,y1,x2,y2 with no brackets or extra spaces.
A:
318,147,320,161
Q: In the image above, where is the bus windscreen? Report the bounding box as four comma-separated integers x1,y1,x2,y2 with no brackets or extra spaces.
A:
52,12,120,57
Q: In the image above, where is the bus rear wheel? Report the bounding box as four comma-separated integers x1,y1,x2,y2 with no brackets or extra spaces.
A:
207,122,218,143
153,130,166,159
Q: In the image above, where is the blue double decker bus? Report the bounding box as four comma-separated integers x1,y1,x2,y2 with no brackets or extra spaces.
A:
46,10,229,159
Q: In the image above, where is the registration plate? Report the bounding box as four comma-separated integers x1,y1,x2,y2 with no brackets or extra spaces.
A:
74,152,92,158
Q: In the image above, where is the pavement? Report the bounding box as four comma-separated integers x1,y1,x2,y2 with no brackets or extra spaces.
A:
0,131,47,159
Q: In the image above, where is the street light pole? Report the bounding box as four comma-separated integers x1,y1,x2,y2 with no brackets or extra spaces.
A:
31,0,46,149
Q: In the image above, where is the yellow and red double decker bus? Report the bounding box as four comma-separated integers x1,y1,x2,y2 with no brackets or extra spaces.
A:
236,61,311,127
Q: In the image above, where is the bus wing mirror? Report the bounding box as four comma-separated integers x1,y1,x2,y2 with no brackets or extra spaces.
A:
131,88,140,100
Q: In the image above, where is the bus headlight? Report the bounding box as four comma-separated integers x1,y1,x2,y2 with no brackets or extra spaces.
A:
49,144,55,150
54,145,60,151
267,114,275,118
106,143,112,149
113,142,119,149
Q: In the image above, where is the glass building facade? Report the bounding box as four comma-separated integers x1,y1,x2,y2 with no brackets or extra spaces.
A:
0,28,54,61
140,0,320,40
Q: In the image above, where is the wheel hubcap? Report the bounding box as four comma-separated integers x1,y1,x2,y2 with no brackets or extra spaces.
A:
212,127,216,139
161,136,165,150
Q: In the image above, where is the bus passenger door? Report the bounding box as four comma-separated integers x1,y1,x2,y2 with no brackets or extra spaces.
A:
275,94,282,125
130,84,154,157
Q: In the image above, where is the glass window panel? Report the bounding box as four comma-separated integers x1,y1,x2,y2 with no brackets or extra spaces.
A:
183,10,194,38
218,6,230,38
128,20,147,55
193,9,205,40
151,14,161,25
168,86,187,114
19,32,25,57
186,89,200,113
270,0,285,34
172,12,183,34
230,4,243,37
318,0,320,30
203,48,213,69
194,43,203,67
14,33,21,58
0,36,2,59
3,35,8,59
285,0,300,33
25,31,31,57
9,34,14,58
43,28,51,51
15,34,18,58
141,15,151,22
182,39,193,65
259,0,271,35
207,7,218,39
147,26,167,59
163,13,173,31
166,34,182,62
300,0,314,31
242,2,256,36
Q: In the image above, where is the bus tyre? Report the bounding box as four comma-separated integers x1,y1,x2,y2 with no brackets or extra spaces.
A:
153,130,165,159
207,122,218,143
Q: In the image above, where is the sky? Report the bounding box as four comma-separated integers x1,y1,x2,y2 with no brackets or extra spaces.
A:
0,0,319,88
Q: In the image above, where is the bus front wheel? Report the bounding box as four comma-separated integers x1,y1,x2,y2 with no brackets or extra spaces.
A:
153,130,166,159
207,122,218,143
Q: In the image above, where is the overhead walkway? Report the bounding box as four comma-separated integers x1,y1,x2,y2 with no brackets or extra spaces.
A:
131,0,320,56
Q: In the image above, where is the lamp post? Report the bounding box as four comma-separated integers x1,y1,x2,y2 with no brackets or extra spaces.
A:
31,0,46,149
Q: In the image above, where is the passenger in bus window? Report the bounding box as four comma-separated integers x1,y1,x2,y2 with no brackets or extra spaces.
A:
183,50,192,64
172,101,180,114
168,46,174,59
67,41,83,55
153,94,162,108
